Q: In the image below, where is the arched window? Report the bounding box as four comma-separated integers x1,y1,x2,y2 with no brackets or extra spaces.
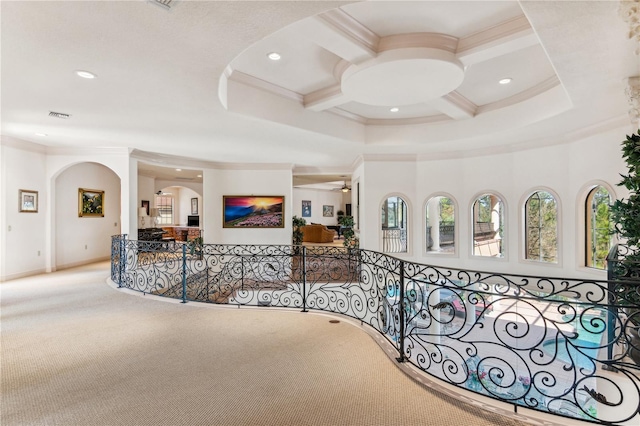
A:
472,194,504,257
425,196,455,253
586,186,612,269
525,191,558,263
381,196,408,253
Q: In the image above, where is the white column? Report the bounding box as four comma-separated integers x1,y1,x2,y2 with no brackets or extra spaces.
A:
428,198,440,251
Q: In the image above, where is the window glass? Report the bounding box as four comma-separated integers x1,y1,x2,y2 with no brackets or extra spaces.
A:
155,195,173,225
382,196,407,253
525,191,557,263
472,194,504,257
426,196,455,253
586,186,612,269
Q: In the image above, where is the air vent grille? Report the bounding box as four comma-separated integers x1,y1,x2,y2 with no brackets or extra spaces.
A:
49,111,71,119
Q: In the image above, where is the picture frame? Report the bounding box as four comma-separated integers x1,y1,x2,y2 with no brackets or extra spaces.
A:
141,200,150,216
19,189,38,213
191,197,198,215
78,188,104,217
223,195,284,228
302,200,311,218
323,205,334,217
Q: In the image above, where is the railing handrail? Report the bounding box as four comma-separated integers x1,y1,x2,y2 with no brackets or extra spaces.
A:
110,235,640,426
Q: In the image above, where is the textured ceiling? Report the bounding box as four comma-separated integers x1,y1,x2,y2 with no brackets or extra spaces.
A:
1,1,638,180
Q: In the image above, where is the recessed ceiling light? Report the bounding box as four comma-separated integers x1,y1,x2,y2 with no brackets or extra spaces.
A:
390,107,400,112
35,132,47,136
197,174,202,178
175,168,182,172
76,70,96,79
267,52,281,61
499,78,512,85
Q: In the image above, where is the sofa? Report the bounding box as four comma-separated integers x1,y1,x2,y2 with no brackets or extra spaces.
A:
301,224,337,243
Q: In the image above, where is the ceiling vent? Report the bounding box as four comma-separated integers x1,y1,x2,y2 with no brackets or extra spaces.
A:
148,0,177,10
49,111,71,119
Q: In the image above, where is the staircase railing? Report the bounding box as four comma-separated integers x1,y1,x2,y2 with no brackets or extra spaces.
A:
111,235,640,425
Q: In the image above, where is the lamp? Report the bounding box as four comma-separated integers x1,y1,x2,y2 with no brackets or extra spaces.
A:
139,207,147,228
150,208,159,228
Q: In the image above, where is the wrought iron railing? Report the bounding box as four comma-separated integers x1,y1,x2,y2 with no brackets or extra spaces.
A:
382,228,407,253
111,235,640,425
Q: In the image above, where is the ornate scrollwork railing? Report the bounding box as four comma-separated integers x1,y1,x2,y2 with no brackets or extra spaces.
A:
110,236,640,425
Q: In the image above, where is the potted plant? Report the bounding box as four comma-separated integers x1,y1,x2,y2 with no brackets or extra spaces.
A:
610,129,640,364
292,215,306,246
188,236,204,259
338,215,358,249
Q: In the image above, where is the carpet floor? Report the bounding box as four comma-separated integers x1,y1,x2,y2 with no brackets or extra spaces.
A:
1,262,535,426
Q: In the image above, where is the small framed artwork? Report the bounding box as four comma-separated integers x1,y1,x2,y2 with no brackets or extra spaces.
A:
19,189,38,213
302,200,311,218
323,205,334,217
191,197,198,215
78,188,104,217
141,200,150,216
223,195,284,228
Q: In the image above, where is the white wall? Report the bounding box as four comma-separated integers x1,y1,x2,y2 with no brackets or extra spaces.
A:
176,187,200,226
55,162,121,270
360,125,628,279
204,167,292,245
292,188,345,225
138,174,155,227
0,140,48,280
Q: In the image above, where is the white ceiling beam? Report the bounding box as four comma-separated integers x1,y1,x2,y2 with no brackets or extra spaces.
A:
457,15,539,66
304,84,349,111
291,9,379,64
429,92,477,120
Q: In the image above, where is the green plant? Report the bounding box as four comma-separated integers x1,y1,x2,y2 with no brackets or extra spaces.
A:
612,130,640,259
610,129,640,327
292,215,306,245
338,215,359,249
188,236,204,256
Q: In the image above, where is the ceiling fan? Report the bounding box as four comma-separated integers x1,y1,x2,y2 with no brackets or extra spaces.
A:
334,181,351,192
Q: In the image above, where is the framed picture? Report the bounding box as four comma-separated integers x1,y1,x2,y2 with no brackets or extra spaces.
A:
78,188,104,217
141,200,150,216
223,195,284,228
323,205,334,217
19,189,38,213
302,200,311,218
191,197,198,215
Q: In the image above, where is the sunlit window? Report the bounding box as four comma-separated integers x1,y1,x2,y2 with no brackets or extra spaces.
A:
472,194,504,257
382,196,408,253
525,191,557,263
586,186,612,269
155,195,173,225
425,196,455,253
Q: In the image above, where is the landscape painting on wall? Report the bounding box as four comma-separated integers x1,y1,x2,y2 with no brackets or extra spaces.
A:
223,196,284,228
78,188,104,217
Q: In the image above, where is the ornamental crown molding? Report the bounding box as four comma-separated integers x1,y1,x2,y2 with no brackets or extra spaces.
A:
619,0,640,54
626,76,640,125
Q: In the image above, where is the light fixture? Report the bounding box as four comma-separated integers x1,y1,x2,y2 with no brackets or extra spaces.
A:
197,174,202,178
499,78,512,85
342,187,349,193
35,133,47,136
139,207,148,228
76,70,96,79
150,208,160,227
175,168,182,171
267,52,281,61
390,107,400,112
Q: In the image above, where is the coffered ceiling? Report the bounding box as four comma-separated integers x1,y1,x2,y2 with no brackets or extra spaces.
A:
1,1,638,175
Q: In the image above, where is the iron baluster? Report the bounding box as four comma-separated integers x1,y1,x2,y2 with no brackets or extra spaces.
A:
396,261,406,363
181,243,187,303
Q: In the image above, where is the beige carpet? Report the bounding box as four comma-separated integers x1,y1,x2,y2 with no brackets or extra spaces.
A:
1,262,536,426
